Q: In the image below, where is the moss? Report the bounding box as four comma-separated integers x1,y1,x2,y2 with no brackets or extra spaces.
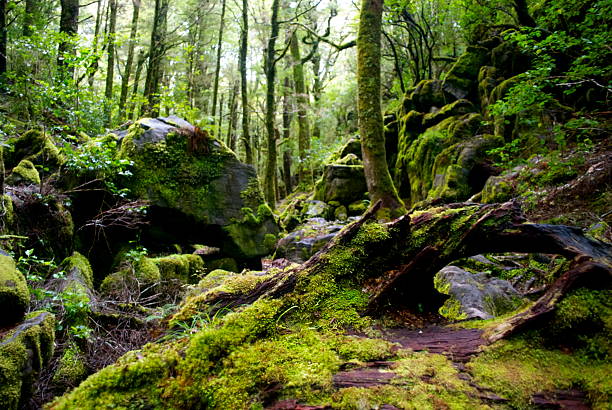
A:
442,46,490,100
1,194,15,231
347,200,369,216
334,205,348,221
480,175,514,203
468,335,611,408
0,253,30,327
205,257,238,273
7,159,40,185
152,254,204,284
0,311,55,410
6,129,64,170
422,99,476,129
52,343,88,390
60,251,94,289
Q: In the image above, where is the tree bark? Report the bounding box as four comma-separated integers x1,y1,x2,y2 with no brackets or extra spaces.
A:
239,0,253,165
143,0,169,117
226,81,239,151
22,0,39,37
86,0,105,88
211,0,226,133
105,0,118,125
119,0,141,121
0,0,6,86
282,75,293,196
263,0,281,208
58,0,79,77
126,49,146,120
290,30,312,187
514,0,536,27
357,0,405,216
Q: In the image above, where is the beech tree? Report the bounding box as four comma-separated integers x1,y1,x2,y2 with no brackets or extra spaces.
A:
357,0,405,216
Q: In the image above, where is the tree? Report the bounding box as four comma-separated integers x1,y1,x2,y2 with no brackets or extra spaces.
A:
22,0,40,37
143,0,170,116
119,0,142,121
211,0,227,133
0,0,6,86
58,0,79,77
105,0,118,125
357,0,405,216
239,0,253,165
290,30,312,186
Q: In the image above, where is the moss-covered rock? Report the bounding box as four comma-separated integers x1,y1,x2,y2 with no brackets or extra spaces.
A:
348,200,370,216
478,66,501,108
313,164,367,205
422,99,477,129
52,343,88,392
0,311,55,410
334,205,348,221
5,129,64,170
118,116,278,260
0,194,15,234
442,46,490,101
6,159,40,186
407,79,453,112
59,252,94,289
480,174,515,203
152,254,204,284
0,251,30,327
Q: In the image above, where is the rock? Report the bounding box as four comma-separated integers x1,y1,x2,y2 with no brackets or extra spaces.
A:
302,200,330,219
427,134,503,202
6,159,40,186
52,342,88,392
435,266,525,320
478,66,501,108
0,251,30,327
336,153,362,165
275,218,351,263
152,254,205,283
59,251,95,289
205,257,238,273
5,129,64,170
348,200,370,216
480,174,515,203
422,99,476,129
118,117,279,260
0,311,55,409
313,164,367,205
442,46,490,101
406,79,454,113
334,205,348,221
338,138,362,160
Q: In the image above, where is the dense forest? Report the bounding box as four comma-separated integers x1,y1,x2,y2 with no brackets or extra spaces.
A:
0,0,610,408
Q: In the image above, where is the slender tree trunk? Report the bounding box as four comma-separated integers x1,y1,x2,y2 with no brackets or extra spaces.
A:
357,0,405,217
311,51,322,141
126,49,146,120
263,0,281,208
211,0,226,132
239,0,253,165
290,30,312,187
282,75,293,195
87,0,105,87
105,0,118,125
218,93,224,139
119,0,141,121
143,0,169,116
0,0,6,86
22,0,38,37
58,0,79,77
514,0,536,27
226,81,239,151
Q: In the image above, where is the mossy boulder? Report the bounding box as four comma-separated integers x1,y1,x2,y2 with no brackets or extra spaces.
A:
406,79,453,112
348,199,369,216
435,266,525,320
59,252,94,290
52,343,88,392
275,218,347,263
0,311,55,409
313,164,367,205
0,194,15,234
5,129,64,170
491,40,528,78
0,251,30,327
422,99,477,129
427,134,503,202
442,46,490,101
6,159,40,186
118,116,279,260
204,257,238,273
152,254,205,283
338,137,362,160
478,66,502,108
480,174,515,203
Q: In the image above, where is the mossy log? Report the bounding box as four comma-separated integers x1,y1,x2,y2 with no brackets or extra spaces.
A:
200,200,611,338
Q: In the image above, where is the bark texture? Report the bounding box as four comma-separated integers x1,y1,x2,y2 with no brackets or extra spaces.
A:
143,0,169,116
58,0,79,76
0,0,6,83
119,0,141,121
290,31,311,186
211,0,227,132
357,0,405,216
104,0,118,124
239,0,252,164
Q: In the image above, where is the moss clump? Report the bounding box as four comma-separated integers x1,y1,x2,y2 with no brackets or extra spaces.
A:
0,253,30,327
52,343,88,391
0,311,55,410
205,257,238,273
6,159,40,185
442,46,490,100
59,252,94,289
5,129,64,170
152,254,204,284
0,194,15,231
468,335,611,408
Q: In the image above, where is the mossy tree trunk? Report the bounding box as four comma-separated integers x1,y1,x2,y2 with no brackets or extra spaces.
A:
211,0,227,134
226,81,239,151
126,49,146,120
118,0,141,122
22,0,40,37
0,0,6,87
192,201,611,341
282,75,293,196
239,0,253,165
290,31,312,187
513,0,536,27
104,0,118,125
263,0,281,208
143,0,169,117
57,0,79,78
357,0,405,217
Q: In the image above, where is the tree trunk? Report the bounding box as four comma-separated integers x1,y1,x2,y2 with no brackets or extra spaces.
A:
514,0,536,27
187,202,611,345
357,0,405,217
290,30,312,187
263,0,281,208
58,0,79,77
119,0,141,121
310,51,322,141
22,0,39,37
239,0,253,165
226,81,239,151
0,0,6,86
282,75,293,196
126,49,146,120
211,0,226,133
87,0,105,88
105,0,118,125
143,0,169,117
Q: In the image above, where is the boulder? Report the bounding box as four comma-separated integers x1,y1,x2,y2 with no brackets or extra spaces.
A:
152,254,205,283
480,174,516,203
0,251,30,327
6,159,40,186
422,99,476,130
118,116,279,260
275,218,351,263
0,311,55,409
338,138,362,160
302,200,331,219
435,266,525,320
442,46,490,101
313,164,367,205
5,129,64,170
405,79,454,113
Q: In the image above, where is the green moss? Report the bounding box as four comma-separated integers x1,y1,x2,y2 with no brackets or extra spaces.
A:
52,343,88,390
7,159,40,185
1,194,15,231
442,46,489,100
0,311,55,410
60,252,94,289
468,335,611,408
6,129,64,170
205,258,238,273
0,253,30,327
152,254,204,284
334,205,348,221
